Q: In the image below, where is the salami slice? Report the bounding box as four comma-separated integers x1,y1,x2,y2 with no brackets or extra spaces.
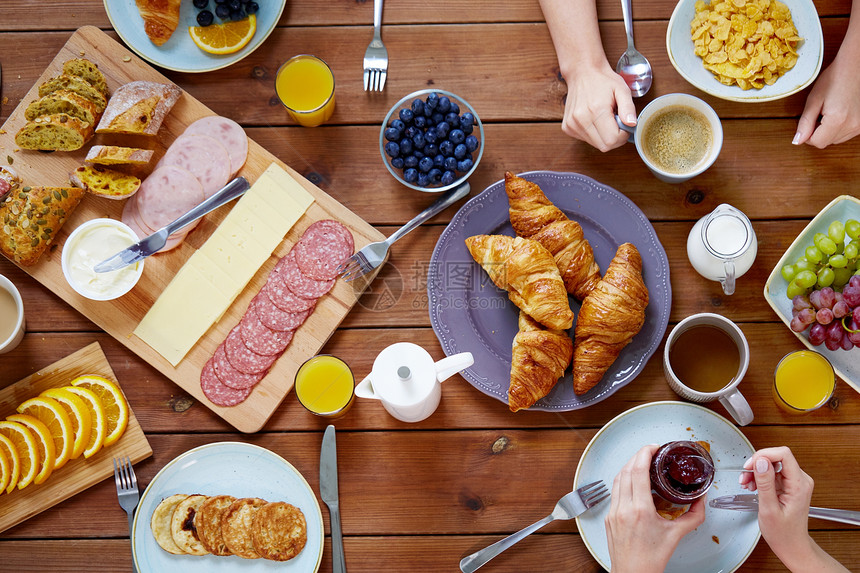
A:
212,344,264,390
200,359,252,407
224,326,278,375
278,251,335,299
293,220,355,280
264,269,316,312
137,164,204,230
183,116,248,176
159,134,231,199
239,309,294,356
252,293,311,332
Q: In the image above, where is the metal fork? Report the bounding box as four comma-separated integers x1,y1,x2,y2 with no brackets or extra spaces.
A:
337,182,470,281
459,480,609,573
113,456,140,573
363,0,388,91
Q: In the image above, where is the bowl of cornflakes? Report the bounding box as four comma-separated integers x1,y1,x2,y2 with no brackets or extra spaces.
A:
667,0,823,102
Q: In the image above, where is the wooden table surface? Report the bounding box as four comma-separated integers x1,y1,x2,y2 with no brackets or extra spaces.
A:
1,1,858,571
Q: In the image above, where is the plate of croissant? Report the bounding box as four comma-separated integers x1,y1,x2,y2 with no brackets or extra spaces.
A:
428,171,671,412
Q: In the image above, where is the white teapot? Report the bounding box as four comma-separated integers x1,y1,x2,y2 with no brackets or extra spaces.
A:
355,342,473,423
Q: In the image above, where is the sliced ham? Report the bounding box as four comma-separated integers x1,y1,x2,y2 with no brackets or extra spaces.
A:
136,164,204,230
183,115,248,176
158,133,231,199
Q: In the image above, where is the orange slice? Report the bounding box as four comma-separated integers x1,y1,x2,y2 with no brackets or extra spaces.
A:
0,445,11,494
0,420,40,489
7,414,55,485
17,396,74,470
71,376,128,447
0,433,20,494
188,14,257,55
41,387,92,460
63,386,107,458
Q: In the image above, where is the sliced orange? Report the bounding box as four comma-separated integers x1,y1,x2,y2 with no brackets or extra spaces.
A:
0,445,10,494
41,387,92,460
0,433,19,494
0,420,39,489
17,396,74,470
63,386,107,458
189,14,257,55
7,414,55,485
71,376,128,447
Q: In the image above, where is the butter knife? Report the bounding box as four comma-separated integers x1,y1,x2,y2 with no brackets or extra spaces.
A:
93,176,250,273
321,425,347,573
710,494,860,526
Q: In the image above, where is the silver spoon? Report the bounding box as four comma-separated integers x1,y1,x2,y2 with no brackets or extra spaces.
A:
689,455,783,474
615,0,653,97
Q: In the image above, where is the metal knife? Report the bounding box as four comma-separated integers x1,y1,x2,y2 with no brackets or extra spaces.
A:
710,494,860,525
320,425,347,573
93,176,250,273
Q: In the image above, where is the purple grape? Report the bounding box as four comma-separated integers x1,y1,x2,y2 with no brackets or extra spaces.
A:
849,329,860,345
833,300,851,318
854,306,860,325
792,294,812,311
825,338,841,351
842,286,860,307
850,275,860,289
808,323,826,345
809,290,823,309
798,308,816,325
841,332,855,350
827,321,844,343
819,287,836,309
816,308,834,325
790,315,808,332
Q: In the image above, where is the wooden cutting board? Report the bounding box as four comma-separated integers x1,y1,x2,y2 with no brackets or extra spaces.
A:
0,341,151,533
0,26,385,432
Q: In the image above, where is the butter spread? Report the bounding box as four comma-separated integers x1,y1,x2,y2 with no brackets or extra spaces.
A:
66,221,140,299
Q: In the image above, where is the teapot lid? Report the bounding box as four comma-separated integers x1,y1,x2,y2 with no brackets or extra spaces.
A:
369,342,437,407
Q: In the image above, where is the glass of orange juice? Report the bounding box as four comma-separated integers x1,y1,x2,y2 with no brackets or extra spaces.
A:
275,55,336,127
773,350,835,413
295,355,355,417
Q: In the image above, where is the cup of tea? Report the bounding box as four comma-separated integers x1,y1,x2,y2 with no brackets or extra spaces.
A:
616,93,723,183
275,55,336,127
773,350,835,413
294,354,355,417
663,312,753,426
0,274,25,355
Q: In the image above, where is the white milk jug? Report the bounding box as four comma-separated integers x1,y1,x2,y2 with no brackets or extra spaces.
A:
355,343,474,423
687,203,757,295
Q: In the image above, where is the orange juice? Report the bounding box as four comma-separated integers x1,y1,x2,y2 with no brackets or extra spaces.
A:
275,55,335,127
295,355,354,417
773,350,835,412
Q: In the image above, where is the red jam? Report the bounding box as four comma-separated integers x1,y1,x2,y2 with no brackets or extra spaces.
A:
650,441,714,505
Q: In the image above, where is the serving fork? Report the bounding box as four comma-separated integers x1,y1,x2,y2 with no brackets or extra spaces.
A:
113,456,140,573
363,0,388,91
459,480,609,573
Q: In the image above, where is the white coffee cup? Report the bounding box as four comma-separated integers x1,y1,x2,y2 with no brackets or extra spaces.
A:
663,312,753,426
616,93,723,184
0,274,25,355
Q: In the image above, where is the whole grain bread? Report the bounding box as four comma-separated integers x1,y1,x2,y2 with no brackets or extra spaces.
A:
25,90,100,125
15,113,94,151
62,58,109,97
85,145,154,166
96,81,181,136
38,74,107,112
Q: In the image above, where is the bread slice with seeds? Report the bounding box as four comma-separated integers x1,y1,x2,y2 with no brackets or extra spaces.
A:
15,113,94,151
70,165,142,199
38,74,107,113
25,90,100,125
62,58,109,97
85,145,154,166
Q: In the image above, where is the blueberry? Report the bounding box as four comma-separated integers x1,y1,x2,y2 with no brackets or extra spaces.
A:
399,138,413,156
418,156,434,173
423,143,437,157
457,158,474,172
423,104,433,118
412,132,426,150
438,96,451,113
426,92,439,109
454,143,467,160
404,155,418,168
384,142,400,158
424,127,438,144
196,9,214,25
413,150,425,160
449,101,460,115
230,8,245,20
444,156,458,171
461,122,473,135
417,173,430,187
431,112,445,125
460,112,475,128
214,0,227,3
229,0,241,10
428,168,442,183
193,0,209,8
384,127,401,142
436,121,450,138
441,170,456,186
449,129,465,144
439,140,454,157
215,3,230,18
245,1,258,14
403,168,419,183
411,99,425,115
390,119,406,132
445,112,459,126
433,154,445,168
465,135,479,152
391,157,404,169
405,125,420,139
399,108,414,124
413,115,427,129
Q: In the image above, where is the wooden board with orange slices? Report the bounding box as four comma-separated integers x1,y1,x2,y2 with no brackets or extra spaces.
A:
0,342,151,534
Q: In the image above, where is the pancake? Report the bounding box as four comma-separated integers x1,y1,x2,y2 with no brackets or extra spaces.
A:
221,497,266,559
170,494,209,556
150,494,187,554
250,501,308,561
193,494,236,556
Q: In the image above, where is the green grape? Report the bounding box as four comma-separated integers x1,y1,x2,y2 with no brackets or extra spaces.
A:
805,245,824,264
794,259,815,273
786,280,807,299
813,232,827,246
818,237,838,256
829,254,848,268
855,268,860,276
795,270,817,288
817,267,835,288
834,267,854,288
781,263,798,282
828,221,846,244
846,240,860,260
846,219,860,240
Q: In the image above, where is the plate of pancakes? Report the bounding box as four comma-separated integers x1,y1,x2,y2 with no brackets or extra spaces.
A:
133,442,324,571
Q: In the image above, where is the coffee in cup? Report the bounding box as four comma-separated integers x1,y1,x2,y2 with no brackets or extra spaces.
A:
0,274,25,355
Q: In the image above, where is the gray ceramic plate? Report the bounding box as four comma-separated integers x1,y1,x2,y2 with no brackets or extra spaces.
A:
428,171,671,411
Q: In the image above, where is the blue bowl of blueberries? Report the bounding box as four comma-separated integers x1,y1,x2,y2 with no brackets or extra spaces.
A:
380,89,484,192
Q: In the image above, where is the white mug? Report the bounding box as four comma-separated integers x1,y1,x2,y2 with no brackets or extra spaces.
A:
0,274,25,355
616,93,723,184
663,313,754,426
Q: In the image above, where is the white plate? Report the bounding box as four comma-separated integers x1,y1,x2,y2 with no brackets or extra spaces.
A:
132,442,324,572
763,194,860,393
574,402,759,573
667,0,823,102
105,0,286,73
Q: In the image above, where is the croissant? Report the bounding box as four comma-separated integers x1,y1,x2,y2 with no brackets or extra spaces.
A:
572,242,649,395
135,0,181,46
465,234,574,330
508,311,573,412
505,172,602,300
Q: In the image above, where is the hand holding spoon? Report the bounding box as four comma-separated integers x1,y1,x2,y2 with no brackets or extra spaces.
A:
691,455,783,474
615,0,653,97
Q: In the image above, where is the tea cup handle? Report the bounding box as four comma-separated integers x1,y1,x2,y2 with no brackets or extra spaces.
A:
718,387,753,426
721,260,736,295
614,115,636,143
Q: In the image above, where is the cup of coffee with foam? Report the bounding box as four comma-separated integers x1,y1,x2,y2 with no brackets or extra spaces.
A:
617,93,723,184
663,312,753,426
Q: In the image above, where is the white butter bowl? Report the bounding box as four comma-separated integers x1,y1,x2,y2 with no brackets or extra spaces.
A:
61,218,144,301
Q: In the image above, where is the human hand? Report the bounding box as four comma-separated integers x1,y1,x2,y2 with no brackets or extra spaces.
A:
794,55,860,148
606,445,706,573
561,62,637,152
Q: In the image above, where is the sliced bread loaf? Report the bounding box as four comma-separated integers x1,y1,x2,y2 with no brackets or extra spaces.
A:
70,165,142,199
86,145,154,166
96,81,181,136
62,58,109,97
38,74,107,113
15,113,94,151
25,89,100,125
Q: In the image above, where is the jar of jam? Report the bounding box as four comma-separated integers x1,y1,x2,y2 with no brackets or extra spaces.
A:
650,441,715,505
